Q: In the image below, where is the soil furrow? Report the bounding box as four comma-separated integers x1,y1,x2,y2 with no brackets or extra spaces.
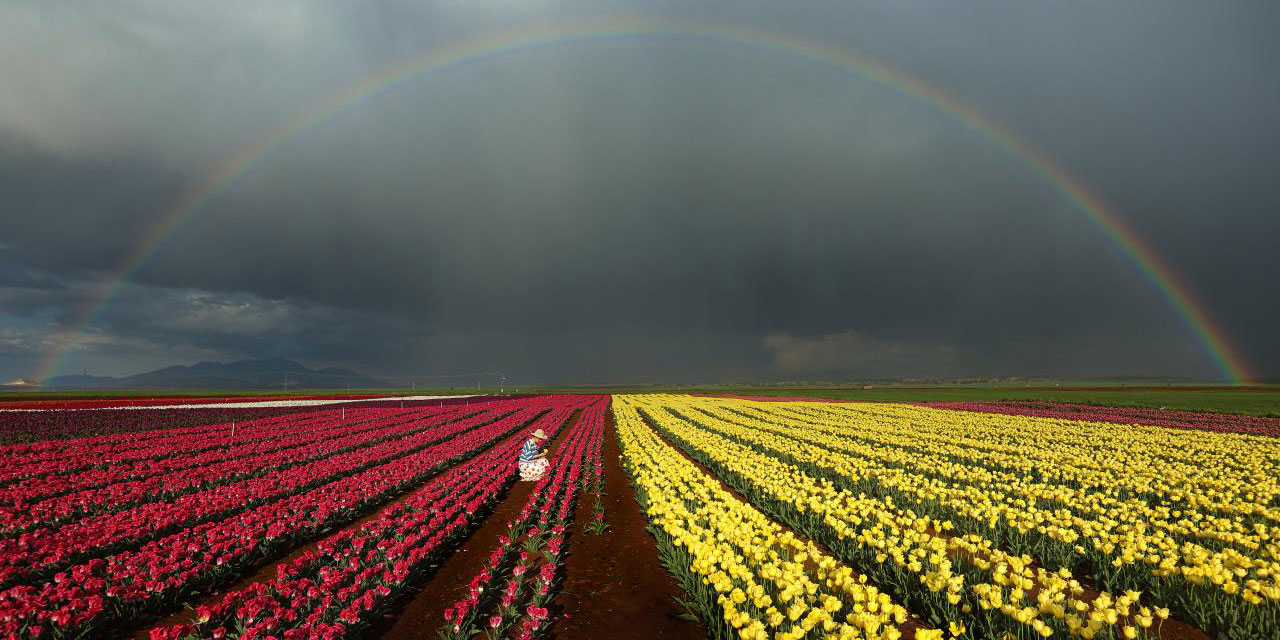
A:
370,410,582,639
549,407,705,640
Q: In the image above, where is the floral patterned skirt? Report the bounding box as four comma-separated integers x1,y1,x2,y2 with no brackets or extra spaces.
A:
518,459,549,482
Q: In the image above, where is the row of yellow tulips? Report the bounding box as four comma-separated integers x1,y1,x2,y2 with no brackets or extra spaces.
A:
614,396,929,640
628,395,1183,640
760,401,1278,521
688,400,1277,606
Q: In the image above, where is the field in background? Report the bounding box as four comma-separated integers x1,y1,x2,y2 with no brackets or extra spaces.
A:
616,394,1279,640
0,388,493,401
545,384,1280,416
7,381,1278,416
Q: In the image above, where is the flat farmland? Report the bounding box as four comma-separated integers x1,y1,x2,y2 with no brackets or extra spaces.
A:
1,393,1276,639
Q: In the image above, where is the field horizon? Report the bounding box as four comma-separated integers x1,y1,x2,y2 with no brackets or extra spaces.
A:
4,381,1277,417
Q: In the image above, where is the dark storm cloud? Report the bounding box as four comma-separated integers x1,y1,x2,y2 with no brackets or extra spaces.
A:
2,1,1277,383
0,267,63,292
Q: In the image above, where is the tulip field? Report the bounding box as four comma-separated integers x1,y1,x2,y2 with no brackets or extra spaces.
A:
0,393,1275,639
616,395,1279,640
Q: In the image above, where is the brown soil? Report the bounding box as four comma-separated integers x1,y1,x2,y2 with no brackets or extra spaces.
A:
548,407,705,640
371,412,580,639
369,480,537,639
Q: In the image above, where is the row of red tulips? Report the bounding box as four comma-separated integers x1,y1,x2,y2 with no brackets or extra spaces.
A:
2,409,331,460
4,404,471,475
0,405,332,447
927,401,1280,436
442,398,607,640
579,409,609,536
0,406,523,587
0,408,469,533
502,400,606,640
2,411,353,502
0,410,349,485
0,396,577,639
0,395,390,411
0,407,451,511
2,406,397,472
147,400,597,640
0,394,496,452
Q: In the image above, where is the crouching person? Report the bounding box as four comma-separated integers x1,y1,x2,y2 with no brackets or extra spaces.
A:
518,428,550,481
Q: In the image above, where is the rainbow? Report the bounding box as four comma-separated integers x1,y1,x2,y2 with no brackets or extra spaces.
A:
36,18,1254,384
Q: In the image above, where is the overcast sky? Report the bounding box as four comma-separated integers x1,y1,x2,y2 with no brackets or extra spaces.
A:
2,0,1277,384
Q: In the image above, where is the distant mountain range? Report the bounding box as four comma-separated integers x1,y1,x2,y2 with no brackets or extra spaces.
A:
40,358,391,390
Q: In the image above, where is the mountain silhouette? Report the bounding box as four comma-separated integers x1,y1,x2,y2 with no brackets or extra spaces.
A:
42,359,389,390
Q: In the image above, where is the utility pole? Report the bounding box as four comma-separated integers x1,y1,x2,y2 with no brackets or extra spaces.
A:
283,371,289,391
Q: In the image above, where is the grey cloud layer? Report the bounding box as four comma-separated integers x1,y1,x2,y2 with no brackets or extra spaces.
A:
2,1,1276,382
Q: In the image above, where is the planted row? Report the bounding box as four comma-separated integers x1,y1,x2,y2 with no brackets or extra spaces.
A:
0,405,331,447
927,402,1280,437
147,400,595,640
0,406,521,587
632,395,1195,640
0,409,348,484
0,407,470,533
0,408,445,510
0,397,578,639
615,396,922,640
713,398,1280,638
441,397,607,640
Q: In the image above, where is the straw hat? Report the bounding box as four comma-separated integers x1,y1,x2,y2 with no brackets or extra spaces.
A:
531,429,548,440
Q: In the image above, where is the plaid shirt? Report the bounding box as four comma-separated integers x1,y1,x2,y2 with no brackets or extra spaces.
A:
519,438,543,462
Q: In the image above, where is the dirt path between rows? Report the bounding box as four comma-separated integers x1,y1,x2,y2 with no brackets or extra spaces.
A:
369,411,581,639
548,407,705,640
